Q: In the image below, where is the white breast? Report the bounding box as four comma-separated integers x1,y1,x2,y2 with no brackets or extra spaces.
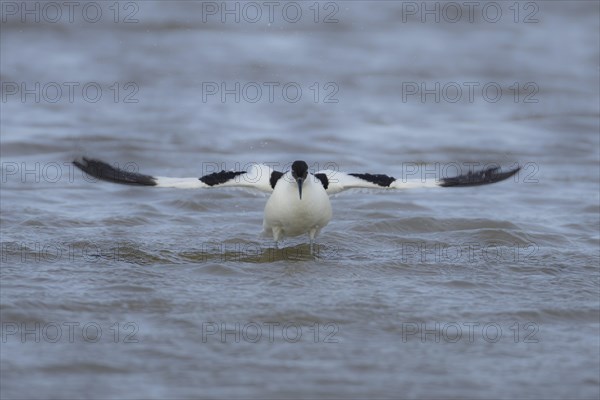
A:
263,173,332,241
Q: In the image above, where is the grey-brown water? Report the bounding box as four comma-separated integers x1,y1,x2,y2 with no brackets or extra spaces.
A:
1,1,599,399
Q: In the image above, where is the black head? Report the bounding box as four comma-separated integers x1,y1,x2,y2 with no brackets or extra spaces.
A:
291,160,308,180
291,160,308,200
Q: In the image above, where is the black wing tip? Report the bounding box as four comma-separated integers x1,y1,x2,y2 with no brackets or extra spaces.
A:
439,166,520,187
73,157,157,186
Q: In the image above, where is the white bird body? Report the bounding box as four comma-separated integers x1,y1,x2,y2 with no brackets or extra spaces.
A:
263,172,332,241
73,157,520,249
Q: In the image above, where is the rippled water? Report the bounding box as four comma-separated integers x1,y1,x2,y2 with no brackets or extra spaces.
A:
1,1,599,399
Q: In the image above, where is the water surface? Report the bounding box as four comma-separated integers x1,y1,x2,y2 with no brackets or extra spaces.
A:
1,1,599,399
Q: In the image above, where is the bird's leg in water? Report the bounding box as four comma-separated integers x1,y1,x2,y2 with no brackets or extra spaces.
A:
308,228,319,256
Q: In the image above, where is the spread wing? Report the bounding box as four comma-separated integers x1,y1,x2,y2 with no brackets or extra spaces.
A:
73,157,277,193
316,165,521,195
